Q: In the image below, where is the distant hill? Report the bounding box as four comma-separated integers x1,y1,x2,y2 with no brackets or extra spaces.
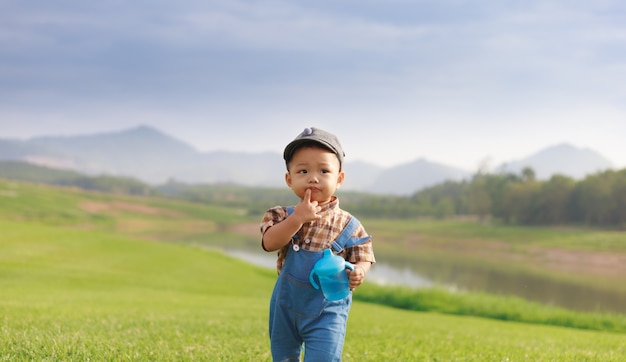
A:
0,160,155,195
0,126,617,195
341,161,386,191
27,126,202,181
496,144,613,180
1,126,286,186
367,159,470,195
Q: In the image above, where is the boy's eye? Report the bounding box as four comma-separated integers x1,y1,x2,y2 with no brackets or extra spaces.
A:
321,169,329,174
297,169,307,174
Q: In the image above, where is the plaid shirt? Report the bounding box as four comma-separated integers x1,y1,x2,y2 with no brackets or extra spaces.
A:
260,197,375,274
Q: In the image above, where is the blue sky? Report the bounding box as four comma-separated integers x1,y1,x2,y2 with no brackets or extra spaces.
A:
1,0,625,170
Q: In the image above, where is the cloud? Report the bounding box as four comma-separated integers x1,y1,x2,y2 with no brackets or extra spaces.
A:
1,0,625,168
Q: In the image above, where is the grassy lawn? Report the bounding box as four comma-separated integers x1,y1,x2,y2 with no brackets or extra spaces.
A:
347,303,625,361
364,217,626,253
0,220,275,361
2,218,625,361
2,179,626,360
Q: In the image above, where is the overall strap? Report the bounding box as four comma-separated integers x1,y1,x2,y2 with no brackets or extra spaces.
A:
331,216,371,253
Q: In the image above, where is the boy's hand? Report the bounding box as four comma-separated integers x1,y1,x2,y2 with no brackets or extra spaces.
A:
348,265,366,291
293,188,322,224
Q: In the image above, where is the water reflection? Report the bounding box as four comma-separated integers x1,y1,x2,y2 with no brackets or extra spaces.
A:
228,249,276,269
227,249,434,289
365,263,434,289
226,248,626,314
384,255,626,314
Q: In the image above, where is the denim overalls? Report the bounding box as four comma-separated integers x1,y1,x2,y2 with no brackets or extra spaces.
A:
269,207,370,361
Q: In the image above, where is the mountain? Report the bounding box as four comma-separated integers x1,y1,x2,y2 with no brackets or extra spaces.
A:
366,159,470,195
0,126,287,186
0,126,617,195
341,161,386,191
496,144,613,180
0,138,67,161
27,126,198,180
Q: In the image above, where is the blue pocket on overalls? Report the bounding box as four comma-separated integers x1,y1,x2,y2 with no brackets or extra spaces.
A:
279,271,325,318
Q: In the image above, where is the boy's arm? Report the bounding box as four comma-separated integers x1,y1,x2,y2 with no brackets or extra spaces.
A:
348,261,372,291
262,212,305,252
345,229,375,291
262,189,321,252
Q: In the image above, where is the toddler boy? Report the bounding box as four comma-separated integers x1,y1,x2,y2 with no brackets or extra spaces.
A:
260,127,376,361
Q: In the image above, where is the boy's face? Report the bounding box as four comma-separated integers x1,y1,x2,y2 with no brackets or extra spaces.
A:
285,145,344,205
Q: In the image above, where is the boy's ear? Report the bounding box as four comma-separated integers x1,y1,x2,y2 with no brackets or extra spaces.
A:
285,172,292,187
337,170,345,186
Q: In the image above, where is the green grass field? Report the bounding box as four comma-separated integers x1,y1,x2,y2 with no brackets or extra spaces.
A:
2,219,626,361
2,179,626,360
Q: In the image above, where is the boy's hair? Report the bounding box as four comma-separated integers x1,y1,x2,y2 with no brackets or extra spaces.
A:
283,127,345,170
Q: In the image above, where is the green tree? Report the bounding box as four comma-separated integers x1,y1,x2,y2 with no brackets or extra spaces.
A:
535,175,575,224
501,181,541,224
521,167,536,182
571,172,613,225
468,175,492,220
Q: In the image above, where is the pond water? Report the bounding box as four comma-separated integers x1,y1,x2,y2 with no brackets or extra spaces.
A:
228,249,435,289
227,248,626,314
389,255,626,314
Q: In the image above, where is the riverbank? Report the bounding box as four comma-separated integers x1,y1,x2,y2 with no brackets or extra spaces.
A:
228,218,626,314
3,178,624,314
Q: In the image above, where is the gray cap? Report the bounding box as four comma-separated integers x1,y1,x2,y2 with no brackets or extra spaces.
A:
283,127,345,166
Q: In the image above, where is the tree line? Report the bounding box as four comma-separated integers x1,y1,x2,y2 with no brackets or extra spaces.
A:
0,161,155,196
159,166,626,228
3,160,624,228
351,167,626,228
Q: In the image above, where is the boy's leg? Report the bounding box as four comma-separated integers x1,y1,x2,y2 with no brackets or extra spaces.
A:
300,297,351,362
270,300,303,361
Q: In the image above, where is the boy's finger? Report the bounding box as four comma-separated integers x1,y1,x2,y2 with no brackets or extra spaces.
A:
304,188,311,202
